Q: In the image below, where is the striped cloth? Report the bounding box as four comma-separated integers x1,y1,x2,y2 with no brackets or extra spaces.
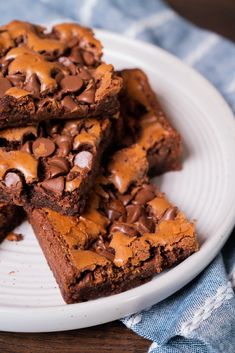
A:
1,1,235,351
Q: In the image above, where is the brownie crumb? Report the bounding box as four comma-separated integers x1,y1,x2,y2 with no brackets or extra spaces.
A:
6,232,23,242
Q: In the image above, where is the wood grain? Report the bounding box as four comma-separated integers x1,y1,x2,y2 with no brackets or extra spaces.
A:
0,1,234,352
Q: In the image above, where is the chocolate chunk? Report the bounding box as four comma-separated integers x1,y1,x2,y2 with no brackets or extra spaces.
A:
0,77,12,98
21,141,32,154
82,51,94,66
126,204,142,223
133,185,156,205
74,151,93,169
32,138,55,158
41,176,64,195
77,84,95,103
60,75,83,93
110,223,139,237
162,207,177,221
62,96,79,111
4,172,22,188
24,73,40,96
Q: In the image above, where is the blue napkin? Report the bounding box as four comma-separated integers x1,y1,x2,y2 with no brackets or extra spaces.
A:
1,1,235,351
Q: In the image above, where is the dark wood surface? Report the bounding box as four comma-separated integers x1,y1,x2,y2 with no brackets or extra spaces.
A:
1,1,234,352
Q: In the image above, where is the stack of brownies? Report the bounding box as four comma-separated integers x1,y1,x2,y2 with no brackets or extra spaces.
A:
0,20,198,303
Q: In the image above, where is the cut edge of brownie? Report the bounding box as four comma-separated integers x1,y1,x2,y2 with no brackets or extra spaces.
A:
0,203,25,242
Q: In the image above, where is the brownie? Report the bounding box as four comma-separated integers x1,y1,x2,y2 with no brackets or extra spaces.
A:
0,203,24,242
27,144,198,303
118,69,182,175
0,20,122,128
0,116,114,215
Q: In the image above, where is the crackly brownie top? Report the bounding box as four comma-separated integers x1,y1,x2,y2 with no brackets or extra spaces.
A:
39,143,197,274
119,69,179,149
0,20,122,107
43,178,197,273
0,117,110,195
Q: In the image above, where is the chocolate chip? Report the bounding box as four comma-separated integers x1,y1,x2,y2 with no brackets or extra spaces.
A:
69,47,83,63
74,151,93,169
24,73,40,96
77,84,95,103
41,176,64,195
126,204,142,223
78,67,91,81
82,51,94,66
0,77,12,98
94,239,114,261
21,141,32,154
57,142,71,157
62,96,79,112
106,199,126,221
4,172,22,188
133,185,156,205
63,121,80,136
59,57,77,75
136,215,154,233
55,135,73,145
60,75,83,93
110,223,139,237
32,138,55,158
7,74,25,87
46,157,70,178
55,135,72,157
48,157,70,172
118,193,134,206
55,72,64,83
107,209,122,222
162,207,177,221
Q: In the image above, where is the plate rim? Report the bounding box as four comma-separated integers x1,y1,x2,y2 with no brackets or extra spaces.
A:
1,28,235,332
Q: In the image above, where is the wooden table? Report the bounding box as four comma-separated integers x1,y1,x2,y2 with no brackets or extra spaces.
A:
1,1,234,352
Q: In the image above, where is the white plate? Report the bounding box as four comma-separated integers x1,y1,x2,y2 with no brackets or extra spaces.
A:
1,30,235,333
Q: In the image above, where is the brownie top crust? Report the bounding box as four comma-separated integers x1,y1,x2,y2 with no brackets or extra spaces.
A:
0,21,122,127
40,177,197,276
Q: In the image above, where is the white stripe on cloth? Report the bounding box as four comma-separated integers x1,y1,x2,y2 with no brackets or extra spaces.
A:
184,34,219,66
148,341,161,352
79,0,98,25
124,313,142,328
180,282,234,336
124,9,175,38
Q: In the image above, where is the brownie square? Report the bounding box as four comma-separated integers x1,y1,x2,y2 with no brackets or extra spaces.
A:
0,116,114,215
0,20,122,128
27,143,198,303
119,68,182,175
